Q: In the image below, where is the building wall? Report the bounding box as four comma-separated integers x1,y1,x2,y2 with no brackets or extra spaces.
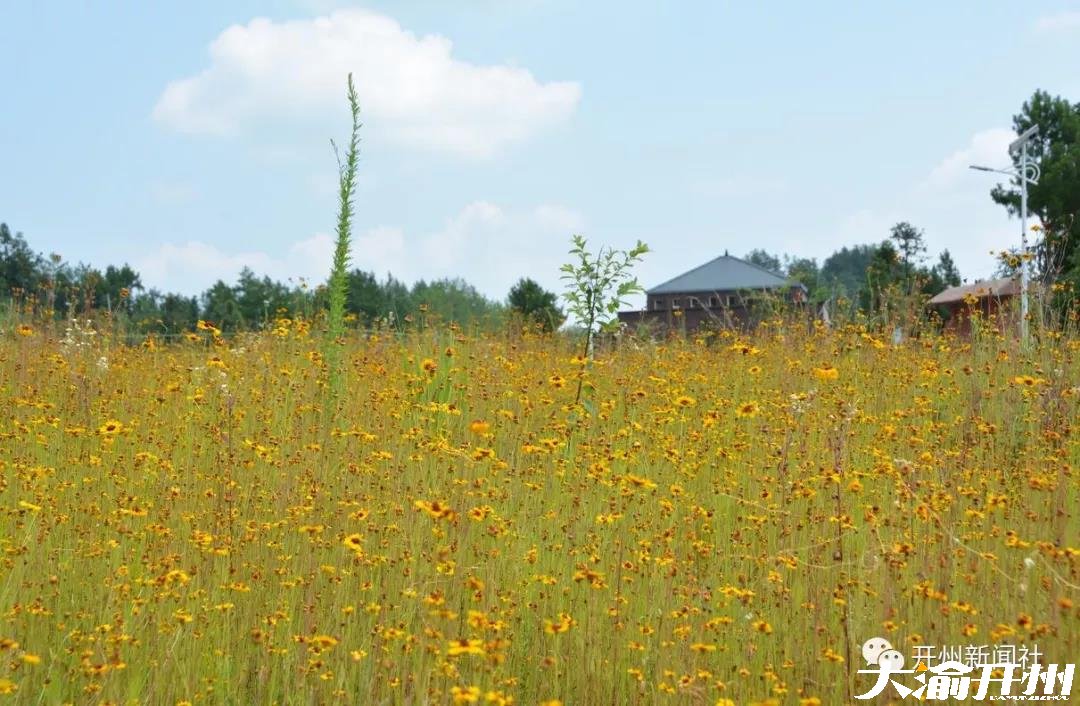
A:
618,287,805,333
937,295,1018,337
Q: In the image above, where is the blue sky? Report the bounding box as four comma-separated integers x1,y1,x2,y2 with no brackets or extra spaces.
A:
2,2,1079,305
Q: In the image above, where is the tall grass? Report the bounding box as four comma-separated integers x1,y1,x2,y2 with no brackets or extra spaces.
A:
326,74,362,396
0,316,1075,704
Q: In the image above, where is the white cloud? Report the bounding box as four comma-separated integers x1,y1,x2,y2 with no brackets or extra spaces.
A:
136,234,334,295
922,128,1014,190
1034,11,1080,32
153,9,581,158
358,201,579,295
136,201,583,298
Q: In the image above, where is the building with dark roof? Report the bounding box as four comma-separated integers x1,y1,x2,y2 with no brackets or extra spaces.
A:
928,276,1021,337
618,251,807,332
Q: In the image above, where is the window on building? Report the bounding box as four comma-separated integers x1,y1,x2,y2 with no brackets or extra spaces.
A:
652,298,665,310
672,298,681,309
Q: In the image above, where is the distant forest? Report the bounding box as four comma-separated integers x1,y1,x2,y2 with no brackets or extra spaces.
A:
2,219,962,335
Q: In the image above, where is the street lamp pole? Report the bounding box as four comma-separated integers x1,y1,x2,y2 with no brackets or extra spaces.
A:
969,124,1040,341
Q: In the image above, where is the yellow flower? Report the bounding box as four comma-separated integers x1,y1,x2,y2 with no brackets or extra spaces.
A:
450,685,481,704
342,533,364,552
0,679,16,694
16,324,33,337
414,499,455,521
469,419,490,434
421,358,438,375
544,613,576,634
21,653,40,665
310,635,338,650
467,506,493,522
674,394,697,407
447,638,486,656
812,364,839,381
98,419,124,435
735,401,760,418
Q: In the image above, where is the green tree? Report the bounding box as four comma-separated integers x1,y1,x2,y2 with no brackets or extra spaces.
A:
235,268,293,327
93,264,143,313
201,280,242,331
161,293,200,333
508,278,565,331
346,270,385,324
862,241,902,312
744,249,782,274
820,244,878,301
0,223,44,298
411,278,504,328
990,91,1080,312
932,250,961,289
889,222,927,287
783,256,820,301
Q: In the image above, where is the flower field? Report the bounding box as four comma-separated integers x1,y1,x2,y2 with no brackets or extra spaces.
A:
1,321,1076,705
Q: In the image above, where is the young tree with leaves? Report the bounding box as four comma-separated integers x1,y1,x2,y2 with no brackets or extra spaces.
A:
560,235,648,405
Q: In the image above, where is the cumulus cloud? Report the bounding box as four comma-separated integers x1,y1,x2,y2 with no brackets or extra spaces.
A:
136,202,582,297
922,128,1014,190
153,9,581,157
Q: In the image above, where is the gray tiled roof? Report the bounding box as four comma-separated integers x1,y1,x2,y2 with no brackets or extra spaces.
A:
647,254,794,294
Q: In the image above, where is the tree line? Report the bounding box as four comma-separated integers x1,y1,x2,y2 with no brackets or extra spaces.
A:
744,221,962,313
0,224,566,335
0,217,960,335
